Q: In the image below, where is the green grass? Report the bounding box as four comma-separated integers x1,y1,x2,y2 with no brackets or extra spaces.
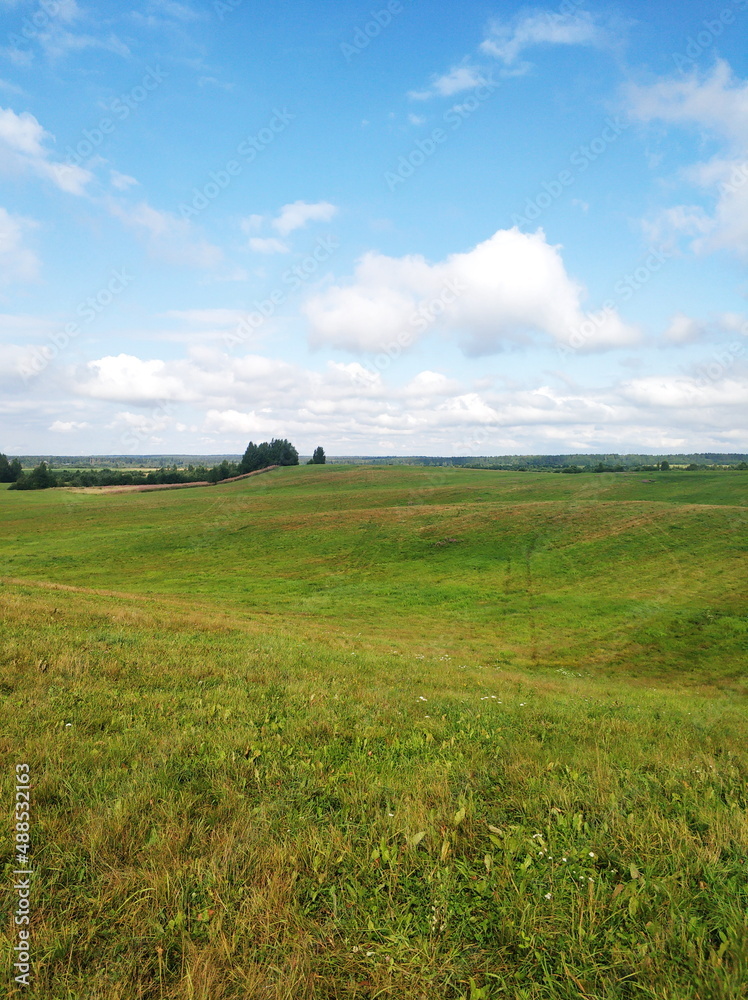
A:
1,466,747,999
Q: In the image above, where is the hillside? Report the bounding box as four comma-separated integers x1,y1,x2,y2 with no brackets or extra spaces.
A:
1,466,746,999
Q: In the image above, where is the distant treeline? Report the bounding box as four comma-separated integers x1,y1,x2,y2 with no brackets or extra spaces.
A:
10,454,244,470
325,453,748,471
5,439,299,491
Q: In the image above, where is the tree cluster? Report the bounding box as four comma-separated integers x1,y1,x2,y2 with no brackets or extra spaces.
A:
7,438,301,491
239,438,299,473
0,453,23,483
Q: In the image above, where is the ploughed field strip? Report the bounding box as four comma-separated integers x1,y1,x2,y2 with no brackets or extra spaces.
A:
1,466,746,999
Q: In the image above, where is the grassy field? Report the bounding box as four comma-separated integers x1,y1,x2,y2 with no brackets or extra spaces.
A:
1,465,747,999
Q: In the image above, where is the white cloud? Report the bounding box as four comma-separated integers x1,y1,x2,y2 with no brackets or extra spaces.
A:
248,236,289,254
628,61,748,258
0,105,92,194
409,64,490,100
662,310,748,344
0,342,39,388
272,200,338,236
627,60,748,147
0,206,39,285
303,228,639,354
110,169,138,191
76,354,196,403
622,374,748,409
402,370,459,397
241,202,337,250
480,9,604,74
664,312,707,344
45,342,748,453
49,420,90,432
203,409,270,435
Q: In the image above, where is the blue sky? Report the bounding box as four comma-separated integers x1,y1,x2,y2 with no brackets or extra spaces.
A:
1,0,747,456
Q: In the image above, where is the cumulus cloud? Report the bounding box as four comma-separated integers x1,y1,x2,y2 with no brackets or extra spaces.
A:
303,228,639,355
0,105,92,194
76,354,197,403
203,408,271,435
49,420,90,432
621,373,748,409
35,339,743,453
480,9,605,74
0,206,39,284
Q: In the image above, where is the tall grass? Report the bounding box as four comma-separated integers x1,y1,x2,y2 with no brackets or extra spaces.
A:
1,467,747,998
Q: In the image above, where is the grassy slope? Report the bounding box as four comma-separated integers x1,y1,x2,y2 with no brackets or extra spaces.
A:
1,467,747,999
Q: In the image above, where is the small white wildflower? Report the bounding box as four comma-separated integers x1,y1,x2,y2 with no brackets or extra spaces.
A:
562,857,567,862
544,892,552,899
519,703,526,706
589,852,595,858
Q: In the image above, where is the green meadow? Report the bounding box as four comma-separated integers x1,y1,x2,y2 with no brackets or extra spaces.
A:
1,465,747,999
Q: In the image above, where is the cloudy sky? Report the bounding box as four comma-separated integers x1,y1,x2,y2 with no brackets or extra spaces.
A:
1,0,747,456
